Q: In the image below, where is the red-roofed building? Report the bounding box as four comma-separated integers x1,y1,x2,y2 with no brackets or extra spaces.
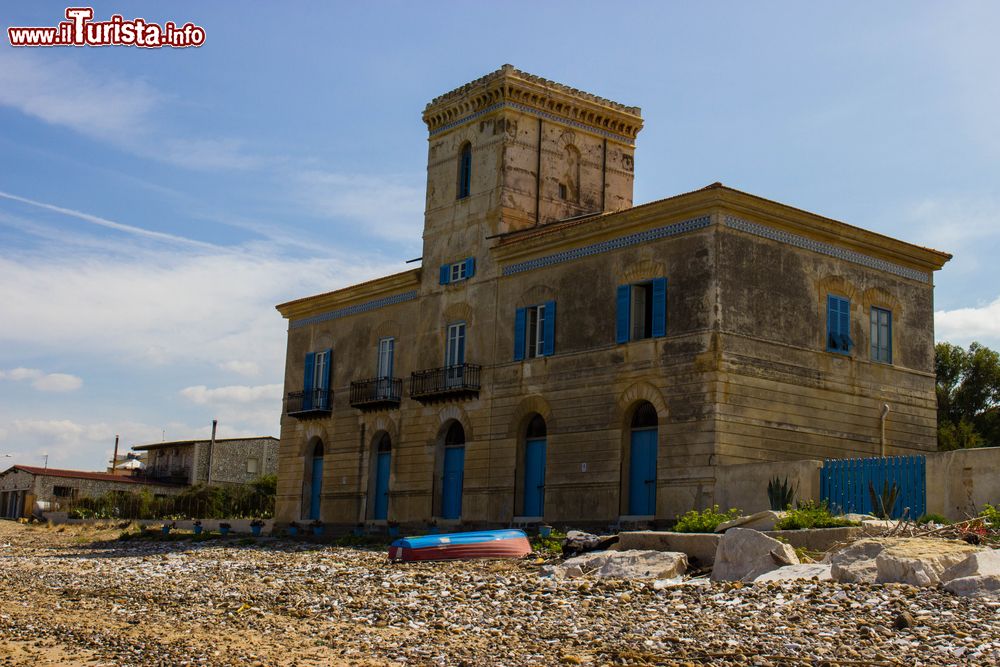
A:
0,465,183,519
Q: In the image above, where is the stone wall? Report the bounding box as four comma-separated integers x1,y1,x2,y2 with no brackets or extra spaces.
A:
714,459,825,515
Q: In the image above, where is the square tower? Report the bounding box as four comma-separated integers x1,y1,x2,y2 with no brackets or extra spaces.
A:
420,65,643,283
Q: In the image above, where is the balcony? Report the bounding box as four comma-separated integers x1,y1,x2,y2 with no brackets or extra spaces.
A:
410,364,481,402
349,377,402,410
286,389,332,419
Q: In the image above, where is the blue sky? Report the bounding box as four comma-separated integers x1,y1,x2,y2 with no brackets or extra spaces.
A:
1,2,998,470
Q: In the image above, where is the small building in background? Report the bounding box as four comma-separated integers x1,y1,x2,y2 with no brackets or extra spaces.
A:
0,465,183,519
132,436,278,487
106,452,147,477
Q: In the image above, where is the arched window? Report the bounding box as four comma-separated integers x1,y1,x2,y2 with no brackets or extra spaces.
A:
526,414,547,439
632,401,658,429
445,421,466,447
457,143,472,199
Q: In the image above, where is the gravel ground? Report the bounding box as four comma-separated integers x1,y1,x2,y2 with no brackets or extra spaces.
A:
1,521,998,666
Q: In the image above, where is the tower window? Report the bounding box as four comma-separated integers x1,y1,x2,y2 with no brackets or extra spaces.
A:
457,143,472,199
559,183,568,200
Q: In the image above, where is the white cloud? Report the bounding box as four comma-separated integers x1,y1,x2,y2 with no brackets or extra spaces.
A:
936,296,1000,349
294,170,423,242
218,360,260,377
0,51,261,172
180,384,283,405
0,368,83,392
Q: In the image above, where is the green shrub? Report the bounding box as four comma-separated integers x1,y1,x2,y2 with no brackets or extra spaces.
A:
530,531,566,555
672,506,742,533
774,501,858,531
916,513,951,525
980,503,1000,527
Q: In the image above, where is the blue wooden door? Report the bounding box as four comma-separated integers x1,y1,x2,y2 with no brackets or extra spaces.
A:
441,446,465,519
628,429,657,515
308,455,324,520
523,437,547,517
373,450,391,520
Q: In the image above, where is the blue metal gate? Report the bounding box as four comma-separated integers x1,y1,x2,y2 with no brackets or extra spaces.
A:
441,445,465,519
373,450,391,520
820,455,926,519
308,455,324,520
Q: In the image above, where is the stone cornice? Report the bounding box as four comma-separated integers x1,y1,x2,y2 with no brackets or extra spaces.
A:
275,268,421,324
492,184,951,278
423,65,643,144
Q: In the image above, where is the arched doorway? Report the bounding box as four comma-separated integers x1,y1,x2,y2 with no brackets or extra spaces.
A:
372,433,391,520
522,415,547,517
627,402,658,516
440,421,465,519
306,439,324,520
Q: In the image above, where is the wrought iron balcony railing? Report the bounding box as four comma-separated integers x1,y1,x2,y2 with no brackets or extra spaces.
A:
410,363,481,402
285,389,332,418
349,377,402,410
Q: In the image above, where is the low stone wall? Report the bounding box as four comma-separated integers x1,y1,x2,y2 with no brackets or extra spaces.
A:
926,447,1000,520
714,459,823,514
618,531,721,565
761,526,864,553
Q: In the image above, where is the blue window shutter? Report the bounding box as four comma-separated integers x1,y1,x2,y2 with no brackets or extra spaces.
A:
840,300,852,351
465,257,475,279
616,285,631,344
302,352,315,410
826,296,837,350
513,308,526,361
542,300,556,356
439,264,450,285
322,348,332,391
651,278,667,338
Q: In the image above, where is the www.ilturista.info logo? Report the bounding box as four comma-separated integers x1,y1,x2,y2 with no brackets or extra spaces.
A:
8,7,205,48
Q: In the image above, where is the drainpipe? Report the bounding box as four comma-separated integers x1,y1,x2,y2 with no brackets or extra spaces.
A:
880,404,891,457
207,419,217,485
534,118,542,225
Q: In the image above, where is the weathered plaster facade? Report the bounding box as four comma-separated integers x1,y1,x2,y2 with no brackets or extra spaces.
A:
133,437,278,486
274,66,950,529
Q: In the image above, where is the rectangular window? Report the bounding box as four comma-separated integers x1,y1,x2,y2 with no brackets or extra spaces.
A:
514,301,556,360
52,486,76,498
377,337,395,377
871,307,892,364
302,348,332,410
826,295,853,354
313,350,329,394
246,458,259,475
616,278,667,343
439,257,476,285
446,322,466,367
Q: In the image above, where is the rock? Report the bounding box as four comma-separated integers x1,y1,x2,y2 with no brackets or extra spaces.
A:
752,563,832,583
875,538,981,587
710,528,799,582
940,549,1000,582
941,550,1000,598
561,530,619,557
893,611,916,630
617,531,721,565
830,539,888,583
715,510,786,533
553,549,688,580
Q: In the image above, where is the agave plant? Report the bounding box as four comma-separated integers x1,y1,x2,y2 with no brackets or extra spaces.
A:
767,476,796,511
868,480,901,519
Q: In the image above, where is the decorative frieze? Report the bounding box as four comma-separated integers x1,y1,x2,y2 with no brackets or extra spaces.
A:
724,216,930,283
290,291,419,330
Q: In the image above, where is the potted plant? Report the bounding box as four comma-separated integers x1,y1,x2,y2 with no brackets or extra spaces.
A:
310,519,325,537
387,520,401,538
192,520,203,536
287,521,299,537
250,518,265,537
538,524,553,538
219,522,232,537
161,522,173,536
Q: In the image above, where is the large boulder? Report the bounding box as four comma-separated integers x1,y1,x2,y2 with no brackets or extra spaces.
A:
715,510,786,533
875,538,981,587
941,550,1000,598
548,549,688,580
830,539,888,583
753,563,832,583
617,531,722,566
711,528,799,582
561,530,619,557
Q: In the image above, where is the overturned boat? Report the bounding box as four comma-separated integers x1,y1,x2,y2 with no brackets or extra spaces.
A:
388,529,532,562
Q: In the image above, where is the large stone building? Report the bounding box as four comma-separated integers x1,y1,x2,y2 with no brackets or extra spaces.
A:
133,436,279,486
274,66,950,529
